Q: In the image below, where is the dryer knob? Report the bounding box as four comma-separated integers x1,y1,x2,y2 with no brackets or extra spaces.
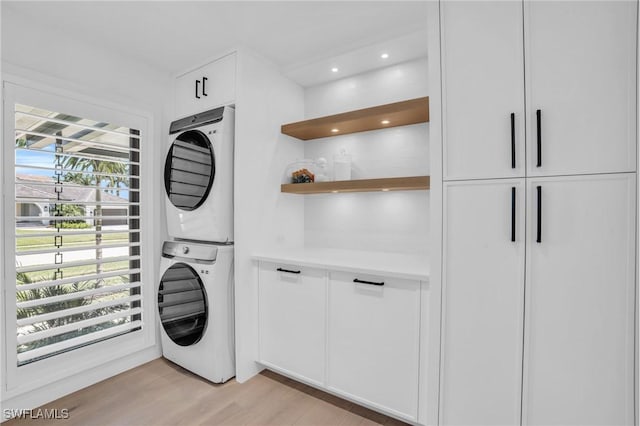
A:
182,246,189,255
191,116,197,123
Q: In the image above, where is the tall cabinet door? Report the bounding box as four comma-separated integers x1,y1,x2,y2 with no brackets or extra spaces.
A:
441,1,525,180
523,174,636,425
441,180,526,425
524,1,637,176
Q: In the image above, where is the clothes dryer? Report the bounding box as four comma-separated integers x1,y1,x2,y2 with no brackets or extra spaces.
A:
165,106,234,243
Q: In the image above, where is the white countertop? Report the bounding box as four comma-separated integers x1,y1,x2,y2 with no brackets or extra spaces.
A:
252,247,429,281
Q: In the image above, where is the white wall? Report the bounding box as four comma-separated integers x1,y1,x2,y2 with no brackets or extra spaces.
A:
305,58,428,117
1,4,171,412
234,48,305,382
303,58,429,255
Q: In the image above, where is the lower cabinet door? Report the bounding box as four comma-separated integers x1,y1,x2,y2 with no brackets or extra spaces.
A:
258,262,326,386
441,179,526,425
327,271,420,421
523,174,636,425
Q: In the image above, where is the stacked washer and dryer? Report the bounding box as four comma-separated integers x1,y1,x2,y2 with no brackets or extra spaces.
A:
158,106,236,383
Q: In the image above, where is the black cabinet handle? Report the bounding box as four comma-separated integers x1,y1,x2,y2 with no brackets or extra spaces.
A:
511,113,516,169
536,185,542,243
353,278,384,286
536,109,542,167
511,187,516,242
202,77,208,96
195,80,201,99
277,267,300,274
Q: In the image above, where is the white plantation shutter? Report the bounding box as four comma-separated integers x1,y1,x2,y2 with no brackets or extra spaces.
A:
13,103,142,365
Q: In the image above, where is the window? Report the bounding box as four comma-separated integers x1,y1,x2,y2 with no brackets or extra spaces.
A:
12,102,142,366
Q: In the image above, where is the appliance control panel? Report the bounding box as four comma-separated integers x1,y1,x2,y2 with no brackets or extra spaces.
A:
162,241,217,263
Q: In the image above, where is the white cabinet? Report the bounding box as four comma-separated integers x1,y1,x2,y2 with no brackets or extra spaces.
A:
522,174,636,425
439,1,637,423
258,262,326,386
441,180,525,425
524,1,637,176
175,53,236,118
441,1,525,180
441,175,636,425
442,1,637,180
327,271,421,421
257,259,424,422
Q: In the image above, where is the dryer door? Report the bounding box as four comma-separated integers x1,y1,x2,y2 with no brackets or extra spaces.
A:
158,262,208,346
164,129,215,211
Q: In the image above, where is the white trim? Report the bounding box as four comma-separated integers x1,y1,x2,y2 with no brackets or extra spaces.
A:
2,77,157,400
421,2,444,426
1,5,5,418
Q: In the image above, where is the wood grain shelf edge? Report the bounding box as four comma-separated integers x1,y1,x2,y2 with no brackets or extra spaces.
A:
281,97,429,140
281,176,430,194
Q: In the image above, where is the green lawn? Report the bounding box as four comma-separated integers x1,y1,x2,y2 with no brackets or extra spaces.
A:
17,229,130,252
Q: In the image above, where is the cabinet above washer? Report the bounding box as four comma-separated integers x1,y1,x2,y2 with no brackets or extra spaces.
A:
175,52,236,118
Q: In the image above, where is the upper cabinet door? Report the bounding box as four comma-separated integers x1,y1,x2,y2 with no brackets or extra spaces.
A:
525,1,637,176
523,174,636,425
175,53,237,119
441,1,525,180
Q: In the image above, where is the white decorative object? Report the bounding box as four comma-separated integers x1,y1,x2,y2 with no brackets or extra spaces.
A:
333,148,352,181
315,157,329,182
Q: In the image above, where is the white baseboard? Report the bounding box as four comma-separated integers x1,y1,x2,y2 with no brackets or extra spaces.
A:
1,346,161,422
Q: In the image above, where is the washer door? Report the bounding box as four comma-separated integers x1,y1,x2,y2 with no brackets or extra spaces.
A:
158,263,208,346
164,130,215,211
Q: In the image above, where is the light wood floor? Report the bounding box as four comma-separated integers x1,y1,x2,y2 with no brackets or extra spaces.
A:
5,358,407,426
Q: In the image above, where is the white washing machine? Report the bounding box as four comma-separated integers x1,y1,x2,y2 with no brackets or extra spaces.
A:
158,241,235,383
164,106,234,243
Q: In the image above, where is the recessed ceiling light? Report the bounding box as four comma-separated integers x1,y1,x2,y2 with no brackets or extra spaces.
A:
381,53,389,59
381,188,390,192
331,190,339,193
331,67,339,73
381,120,390,125
331,128,339,133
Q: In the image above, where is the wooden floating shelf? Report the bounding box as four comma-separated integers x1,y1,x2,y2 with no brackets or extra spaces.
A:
281,176,430,194
281,97,429,140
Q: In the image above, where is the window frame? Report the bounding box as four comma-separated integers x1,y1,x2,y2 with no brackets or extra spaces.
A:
2,80,156,396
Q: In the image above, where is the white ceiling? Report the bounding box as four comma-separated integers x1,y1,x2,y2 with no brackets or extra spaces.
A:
3,1,428,79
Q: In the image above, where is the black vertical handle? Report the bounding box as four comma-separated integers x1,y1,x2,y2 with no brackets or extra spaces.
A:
195,80,201,99
536,109,542,167
510,113,516,169
511,187,516,242
536,185,542,243
202,77,208,96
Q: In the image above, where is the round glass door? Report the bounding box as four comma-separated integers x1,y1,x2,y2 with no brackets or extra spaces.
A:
158,263,208,346
164,130,215,211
